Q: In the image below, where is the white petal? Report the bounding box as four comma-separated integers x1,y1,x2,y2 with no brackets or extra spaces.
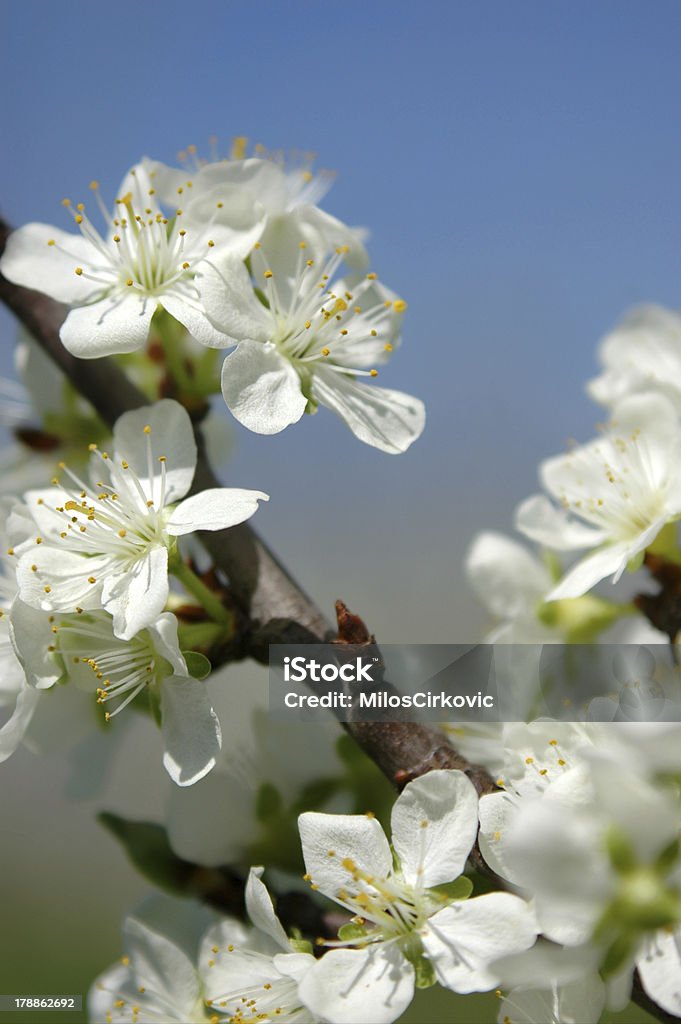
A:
423,893,537,993
546,538,650,601
298,945,414,1024
16,548,107,613
0,222,97,303
9,598,60,689
312,370,425,454
0,682,40,762
478,792,523,884
168,488,268,536
497,976,606,1024
298,811,392,904
122,917,201,1016
104,546,169,641
245,867,291,950
465,532,550,619
391,770,478,888
147,613,187,677
113,399,197,505
161,675,221,786
60,292,155,357
637,929,681,1018
199,254,271,343
221,342,307,434
161,291,233,348
515,494,606,551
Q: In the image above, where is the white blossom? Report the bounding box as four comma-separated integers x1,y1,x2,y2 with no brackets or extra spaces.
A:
588,304,681,412
0,162,264,356
199,246,425,453
11,399,267,640
297,770,537,1023
515,393,681,599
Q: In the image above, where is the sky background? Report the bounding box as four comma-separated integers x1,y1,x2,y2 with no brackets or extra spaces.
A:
0,2,678,1020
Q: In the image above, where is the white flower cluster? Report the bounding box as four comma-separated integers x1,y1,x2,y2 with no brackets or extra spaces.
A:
90,770,537,1024
1,398,267,786
0,146,425,454
460,303,681,1021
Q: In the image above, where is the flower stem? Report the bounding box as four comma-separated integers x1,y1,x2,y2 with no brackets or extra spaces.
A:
170,558,231,627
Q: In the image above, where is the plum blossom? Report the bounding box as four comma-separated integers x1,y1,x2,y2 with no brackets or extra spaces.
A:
89,875,318,1024
588,304,681,413
199,246,425,453
11,400,267,640
147,141,368,278
0,162,265,356
11,600,221,786
515,393,681,600
297,770,537,1023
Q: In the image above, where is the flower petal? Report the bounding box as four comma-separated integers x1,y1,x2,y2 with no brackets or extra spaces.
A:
465,532,551,619
60,292,155,357
122,917,201,1017
221,342,307,434
167,488,268,536
160,290,232,349
0,681,40,763
637,928,681,1018
423,893,537,993
298,811,392,904
298,945,414,1024
113,399,197,505
199,254,271,344
391,770,479,888
245,867,291,950
515,494,607,551
312,370,425,453
161,675,221,786
0,222,97,303
546,535,657,601
103,546,169,641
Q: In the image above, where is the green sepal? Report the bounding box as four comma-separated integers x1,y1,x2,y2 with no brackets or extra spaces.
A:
414,954,437,989
606,825,637,874
289,938,314,955
600,932,637,977
655,836,681,874
430,876,473,902
183,650,212,680
338,923,369,941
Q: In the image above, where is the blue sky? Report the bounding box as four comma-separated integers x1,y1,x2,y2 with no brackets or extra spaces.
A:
2,0,681,638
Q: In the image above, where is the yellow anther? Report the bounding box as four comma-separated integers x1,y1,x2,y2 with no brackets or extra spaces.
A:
305,320,311,329
75,215,83,224
75,267,83,276
179,228,187,236
525,757,534,764
367,272,377,280
31,564,37,572
121,460,129,469
370,369,378,377
6,548,13,556
143,425,151,434
393,299,407,312
208,239,215,247
321,347,330,356
216,201,223,209
126,279,133,287
384,343,393,352
88,576,97,584
231,136,248,159
118,529,127,538
62,198,71,207
264,270,273,279
370,329,377,336
44,585,51,594
182,261,190,269
47,239,55,246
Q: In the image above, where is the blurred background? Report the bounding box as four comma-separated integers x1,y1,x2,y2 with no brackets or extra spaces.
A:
2,1,679,1020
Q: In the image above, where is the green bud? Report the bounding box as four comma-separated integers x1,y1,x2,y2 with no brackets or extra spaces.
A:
338,923,369,941
430,876,473,902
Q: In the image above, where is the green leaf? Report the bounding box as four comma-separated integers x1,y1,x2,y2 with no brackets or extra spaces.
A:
98,813,197,896
182,650,212,680
256,783,284,823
